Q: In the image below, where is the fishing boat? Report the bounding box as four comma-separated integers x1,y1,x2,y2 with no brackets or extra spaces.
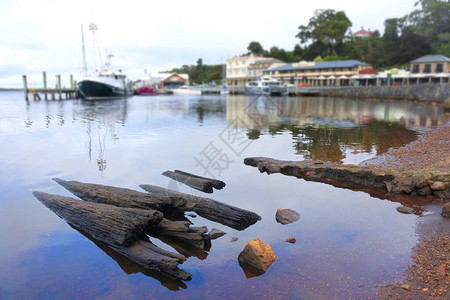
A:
245,77,287,96
78,23,132,100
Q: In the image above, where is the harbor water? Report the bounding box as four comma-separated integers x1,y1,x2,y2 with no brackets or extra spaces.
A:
0,92,446,299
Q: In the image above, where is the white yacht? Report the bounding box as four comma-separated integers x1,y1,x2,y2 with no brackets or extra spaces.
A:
245,77,287,96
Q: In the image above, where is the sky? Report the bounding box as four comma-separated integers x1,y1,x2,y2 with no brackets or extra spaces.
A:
0,0,419,88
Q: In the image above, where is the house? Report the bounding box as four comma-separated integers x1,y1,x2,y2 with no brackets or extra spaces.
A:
352,26,373,38
226,54,279,88
265,59,372,86
145,73,189,89
410,54,450,74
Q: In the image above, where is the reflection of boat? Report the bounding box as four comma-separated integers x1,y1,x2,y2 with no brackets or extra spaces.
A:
171,85,201,95
78,23,132,100
245,77,287,96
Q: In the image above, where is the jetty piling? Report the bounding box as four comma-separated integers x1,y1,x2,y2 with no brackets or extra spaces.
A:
22,73,79,101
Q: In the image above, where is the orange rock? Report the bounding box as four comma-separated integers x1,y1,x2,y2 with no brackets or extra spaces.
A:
238,238,277,277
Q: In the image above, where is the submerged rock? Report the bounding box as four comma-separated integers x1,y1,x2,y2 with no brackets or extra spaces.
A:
442,203,450,218
396,206,415,214
208,228,226,239
284,236,296,243
276,209,300,225
238,238,277,276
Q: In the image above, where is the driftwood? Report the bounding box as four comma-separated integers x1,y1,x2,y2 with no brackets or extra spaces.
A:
244,157,450,200
33,191,191,280
162,170,225,193
33,191,163,246
150,218,211,250
54,178,196,213
139,184,261,230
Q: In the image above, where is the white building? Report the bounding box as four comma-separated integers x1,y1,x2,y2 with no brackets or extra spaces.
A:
226,54,277,88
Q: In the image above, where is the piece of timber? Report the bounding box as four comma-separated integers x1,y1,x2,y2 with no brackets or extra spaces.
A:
33,191,191,280
54,178,196,213
244,157,395,189
174,170,226,190
150,218,211,250
162,170,221,193
33,191,163,246
139,184,261,230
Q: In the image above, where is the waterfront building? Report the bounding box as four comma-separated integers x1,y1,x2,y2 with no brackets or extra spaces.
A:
265,59,372,87
226,54,279,88
409,54,450,84
145,73,189,89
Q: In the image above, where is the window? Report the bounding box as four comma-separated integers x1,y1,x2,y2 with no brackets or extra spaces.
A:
436,64,443,73
412,65,419,73
424,64,431,73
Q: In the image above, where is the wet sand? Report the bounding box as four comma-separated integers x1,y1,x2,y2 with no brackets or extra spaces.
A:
373,122,450,299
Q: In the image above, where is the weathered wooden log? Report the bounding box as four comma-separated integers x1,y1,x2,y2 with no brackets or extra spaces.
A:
174,170,226,190
149,218,211,250
33,191,191,280
33,191,163,246
139,184,261,230
162,170,225,193
54,178,196,213
244,157,450,200
244,157,394,189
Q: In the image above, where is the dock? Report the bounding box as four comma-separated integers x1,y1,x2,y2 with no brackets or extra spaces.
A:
200,87,320,96
22,72,80,101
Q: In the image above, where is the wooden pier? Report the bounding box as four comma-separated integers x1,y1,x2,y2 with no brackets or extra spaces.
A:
22,72,80,101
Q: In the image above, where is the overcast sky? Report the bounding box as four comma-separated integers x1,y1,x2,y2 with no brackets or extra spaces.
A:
1,0,418,88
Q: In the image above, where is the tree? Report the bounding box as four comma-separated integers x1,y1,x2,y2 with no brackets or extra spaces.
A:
296,9,352,56
247,41,265,56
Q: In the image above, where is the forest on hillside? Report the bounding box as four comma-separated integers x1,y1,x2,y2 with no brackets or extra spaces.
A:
166,0,449,84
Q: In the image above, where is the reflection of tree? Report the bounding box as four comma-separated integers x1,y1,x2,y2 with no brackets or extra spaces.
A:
189,99,225,124
265,121,418,163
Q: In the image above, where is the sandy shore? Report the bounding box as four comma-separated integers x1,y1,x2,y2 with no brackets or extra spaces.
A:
374,122,450,299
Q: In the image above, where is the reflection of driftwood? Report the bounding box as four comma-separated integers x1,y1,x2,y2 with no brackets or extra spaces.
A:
33,192,191,280
139,184,261,230
54,178,195,213
72,225,188,291
151,218,211,250
162,170,225,193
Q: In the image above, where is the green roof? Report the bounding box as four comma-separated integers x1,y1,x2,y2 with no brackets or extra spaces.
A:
411,54,450,63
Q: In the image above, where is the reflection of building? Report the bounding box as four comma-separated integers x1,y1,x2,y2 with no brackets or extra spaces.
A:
226,54,280,88
265,60,371,86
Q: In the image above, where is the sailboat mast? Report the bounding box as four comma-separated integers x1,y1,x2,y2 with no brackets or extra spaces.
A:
81,24,88,76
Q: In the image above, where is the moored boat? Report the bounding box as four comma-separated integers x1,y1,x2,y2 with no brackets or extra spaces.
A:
245,77,287,96
78,70,132,100
138,85,158,96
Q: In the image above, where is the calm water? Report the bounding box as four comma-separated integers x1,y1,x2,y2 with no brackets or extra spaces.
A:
0,92,446,299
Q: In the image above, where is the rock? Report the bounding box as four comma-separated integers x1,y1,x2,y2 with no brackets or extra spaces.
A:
442,203,450,218
238,238,277,276
284,237,296,243
437,264,446,277
276,209,300,225
401,284,412,291
208,228,226,239
230,237,238,242
186,213,197,218
431,181,446,191
396,206,415,214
